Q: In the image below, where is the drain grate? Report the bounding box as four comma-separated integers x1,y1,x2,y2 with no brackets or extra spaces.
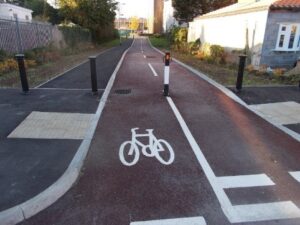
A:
114,89,132,95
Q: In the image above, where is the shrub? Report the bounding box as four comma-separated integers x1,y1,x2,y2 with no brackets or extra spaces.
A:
0,59,18,74
0,49,8,62
170,27,188,44
210,45,226,64
188,38,201,55
273,68,286,77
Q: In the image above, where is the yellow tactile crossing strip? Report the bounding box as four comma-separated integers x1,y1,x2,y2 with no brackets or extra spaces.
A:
8,111,94,140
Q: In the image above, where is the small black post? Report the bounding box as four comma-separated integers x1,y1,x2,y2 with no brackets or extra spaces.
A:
15,54,29,93
236,55,247,92
89,56,98,95
163,52,171,96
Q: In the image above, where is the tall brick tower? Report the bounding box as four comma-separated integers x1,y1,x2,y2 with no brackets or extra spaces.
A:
153,0,163,34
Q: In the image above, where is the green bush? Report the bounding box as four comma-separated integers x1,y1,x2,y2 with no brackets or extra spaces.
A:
210,45,226,64
188,38,201,55
0,49,8,62
170,27,188,44
59,25,91,48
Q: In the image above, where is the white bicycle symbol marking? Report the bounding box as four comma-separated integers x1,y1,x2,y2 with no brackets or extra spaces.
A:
119,128,175,166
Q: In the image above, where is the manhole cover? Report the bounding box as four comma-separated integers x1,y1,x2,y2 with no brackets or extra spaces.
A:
114,89,131,95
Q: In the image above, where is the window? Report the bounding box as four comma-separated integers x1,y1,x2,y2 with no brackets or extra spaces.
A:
276,24,300,51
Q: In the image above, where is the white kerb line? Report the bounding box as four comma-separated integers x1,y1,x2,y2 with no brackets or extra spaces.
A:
148,63,158,77
165,96,233,211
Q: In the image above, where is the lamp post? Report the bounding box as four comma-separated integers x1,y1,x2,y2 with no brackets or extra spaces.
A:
118,2,125,45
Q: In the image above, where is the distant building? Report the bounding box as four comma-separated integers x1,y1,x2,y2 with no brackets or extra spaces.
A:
115,18,148,32
0,2,33,21
153,0,163,33
188,0,300,68
163,0,178,32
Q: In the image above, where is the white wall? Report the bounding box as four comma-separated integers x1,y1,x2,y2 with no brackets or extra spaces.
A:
188,10,269,66
163,0,178,32
0,3,32,21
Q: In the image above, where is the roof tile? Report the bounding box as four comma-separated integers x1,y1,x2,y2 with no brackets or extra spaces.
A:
271,0,300,9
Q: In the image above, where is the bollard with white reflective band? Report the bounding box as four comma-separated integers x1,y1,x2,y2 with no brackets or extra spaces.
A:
163,52,171,96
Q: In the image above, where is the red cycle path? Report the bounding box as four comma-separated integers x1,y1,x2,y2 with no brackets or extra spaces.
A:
21,37,300,225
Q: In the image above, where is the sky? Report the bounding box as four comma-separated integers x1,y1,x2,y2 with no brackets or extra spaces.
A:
116,0,154,18
47,0,154,19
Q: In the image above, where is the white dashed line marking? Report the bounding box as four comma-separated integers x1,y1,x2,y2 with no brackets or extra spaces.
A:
148,63,158,77
289,171,300,183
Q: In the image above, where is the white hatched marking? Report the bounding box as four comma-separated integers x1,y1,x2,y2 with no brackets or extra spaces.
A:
217,174,275,189
289,171,300,182
166,96,300,223
148,63,158,77
130,216,206,225
230,201,300,223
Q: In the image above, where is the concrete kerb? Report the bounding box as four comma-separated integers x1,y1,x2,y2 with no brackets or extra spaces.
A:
0,40,134,225
148,38,300,143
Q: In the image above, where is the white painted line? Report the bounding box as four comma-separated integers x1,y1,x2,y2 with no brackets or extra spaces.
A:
131,216,206,225
289,171,300,182
148,38,300,143
217,174,275,189
165,97,233,214
230,201,300,223
144,55,146,58
148,63,158,77
166,96,300,223
0,39,135,225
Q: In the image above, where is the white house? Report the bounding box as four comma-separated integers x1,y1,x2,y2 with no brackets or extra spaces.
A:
0,2,33,21
188,0,300,68
163,0,178,32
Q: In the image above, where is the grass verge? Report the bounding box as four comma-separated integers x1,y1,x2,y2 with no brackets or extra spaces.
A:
149,36,298,86
0,38,127,88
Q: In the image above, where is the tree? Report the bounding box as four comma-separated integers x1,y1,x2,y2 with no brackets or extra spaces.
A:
24,0,63,24
59,0,117,42
172,0,237,23
172,0,207,23
129,17,139,31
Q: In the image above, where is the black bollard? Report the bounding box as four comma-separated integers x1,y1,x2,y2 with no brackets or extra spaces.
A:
89,56,98,95
15,54,29,93
236,55,247,92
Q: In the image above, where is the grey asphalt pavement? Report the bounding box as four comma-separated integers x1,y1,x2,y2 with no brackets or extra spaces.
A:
0,39,132,215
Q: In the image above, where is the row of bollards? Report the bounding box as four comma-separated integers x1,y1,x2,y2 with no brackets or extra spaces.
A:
13,54,100,95
162,52,248,96
14,51,255,97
